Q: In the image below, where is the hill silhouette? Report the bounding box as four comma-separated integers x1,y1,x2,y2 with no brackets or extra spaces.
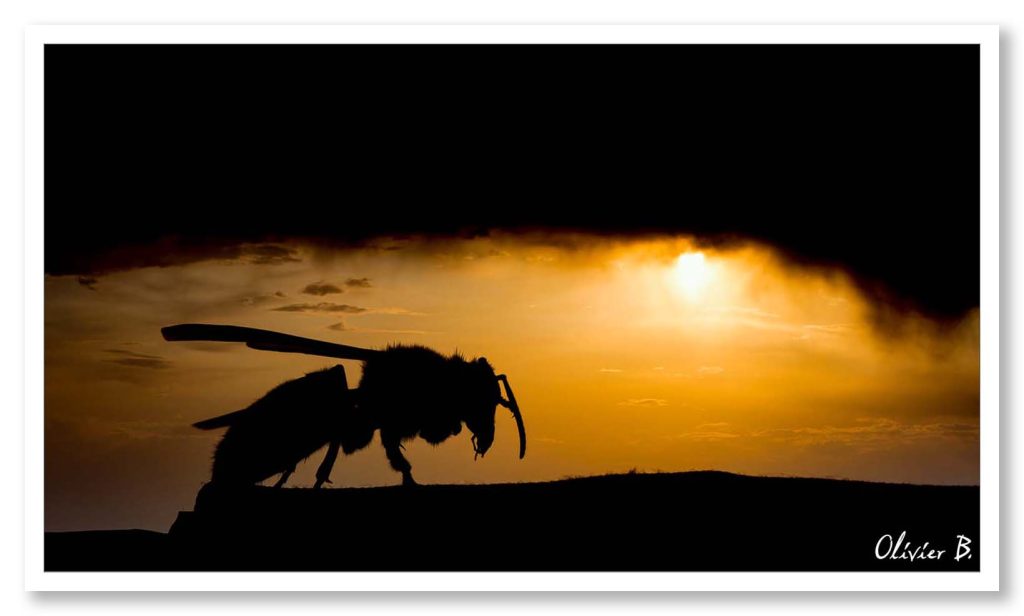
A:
45,471,979,571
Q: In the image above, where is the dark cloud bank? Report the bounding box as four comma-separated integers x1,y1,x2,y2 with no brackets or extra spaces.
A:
45,44,979,322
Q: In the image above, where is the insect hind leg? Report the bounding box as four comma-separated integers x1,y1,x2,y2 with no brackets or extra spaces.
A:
273,465,295,488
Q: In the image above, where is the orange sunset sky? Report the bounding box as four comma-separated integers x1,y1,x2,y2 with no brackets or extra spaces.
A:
44,234,979,532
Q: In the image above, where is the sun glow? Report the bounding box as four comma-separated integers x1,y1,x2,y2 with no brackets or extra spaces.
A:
673,251,713,299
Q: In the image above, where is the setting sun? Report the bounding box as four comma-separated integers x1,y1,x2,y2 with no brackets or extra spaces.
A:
673,251,713,299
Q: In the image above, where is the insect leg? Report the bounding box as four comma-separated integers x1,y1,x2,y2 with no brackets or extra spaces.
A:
314,440,341,489
381,432,417,487
273,465,295,488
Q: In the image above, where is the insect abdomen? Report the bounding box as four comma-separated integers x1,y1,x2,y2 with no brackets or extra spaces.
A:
208,365,353,484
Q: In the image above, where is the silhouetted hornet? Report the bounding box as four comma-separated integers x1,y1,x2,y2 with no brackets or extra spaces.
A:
162,324,526,487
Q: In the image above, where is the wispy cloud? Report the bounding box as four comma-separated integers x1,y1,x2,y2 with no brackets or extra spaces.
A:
672,429,742,442
345,277,372,288
103,349,171,370
801,323,856,335
711,306,780,320
327,321,431,335
534,436,565,445
109,419,210,441
696,422,731,429
241,244,301,265
240,291,286,306
272,302,367,314
667,419,979,449
599,368,623,373
298,278,371,297
618,398,668,407
369,307,426,316
754,419,979,448
302,282,343,296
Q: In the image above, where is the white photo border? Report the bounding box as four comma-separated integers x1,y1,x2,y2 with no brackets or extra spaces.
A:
23,24,1000,592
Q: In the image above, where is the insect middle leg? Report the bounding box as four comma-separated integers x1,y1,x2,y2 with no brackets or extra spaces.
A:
382,432,416,486
314,440,341,489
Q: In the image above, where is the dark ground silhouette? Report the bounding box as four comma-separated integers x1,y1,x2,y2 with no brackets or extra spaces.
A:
45,471,979,571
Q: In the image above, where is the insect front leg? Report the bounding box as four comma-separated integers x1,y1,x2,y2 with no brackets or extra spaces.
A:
314,440,341,489
381,431,417,487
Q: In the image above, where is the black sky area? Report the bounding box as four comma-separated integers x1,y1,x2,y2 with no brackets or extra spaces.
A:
44,44,980,321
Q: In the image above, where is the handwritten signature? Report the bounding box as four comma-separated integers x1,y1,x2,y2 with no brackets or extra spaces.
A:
875,531,973,563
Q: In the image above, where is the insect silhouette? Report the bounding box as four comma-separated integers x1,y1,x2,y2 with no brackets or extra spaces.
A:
162,324,526,488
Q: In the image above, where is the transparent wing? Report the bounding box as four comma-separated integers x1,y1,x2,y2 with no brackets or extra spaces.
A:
161,323,382,361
